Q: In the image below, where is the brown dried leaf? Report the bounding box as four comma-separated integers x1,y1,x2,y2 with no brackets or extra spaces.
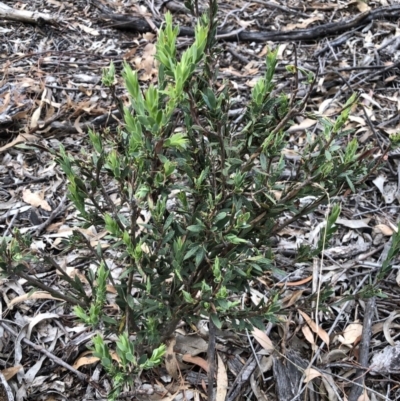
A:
1,365,22,381
216,353,228,401
73,355,100,369
281,290,305,308
0,133,37,153
303,367,321,383
357,389,370,401
338,322,363,345
252,327,275,352
374,224,394,236
8,291,64,309
302,325,316,348
182,354,209,373
22,189,51,211
276,277,312,288
30,105,42,128
356,0,371,12
298,310,330,346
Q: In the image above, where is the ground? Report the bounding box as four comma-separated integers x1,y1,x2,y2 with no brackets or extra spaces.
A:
1,0,400,400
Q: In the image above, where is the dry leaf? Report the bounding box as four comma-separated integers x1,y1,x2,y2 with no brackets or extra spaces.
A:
287,118,317,133
373,224,394,236
281,290,305,308
1,365,22,381
175,334,208,356
349,115,366,125
360,93,381,109
321,375,340,401
76,23,99,36
357,389,370,401
73,355,100,369
276,276,312,288
216,353,228,401
8,291,64,309
372,175,386,194
298,310,330,346
272,190,282,200
303,367,321,383
238,19,254,28
30,105,42,128
252,327,275,352
318,98,335,115
182,354,209,372
0,133,37,153
22,189,51,211
302,325,317,349
338,323,363,345
336,218,370,229
356,0,371,13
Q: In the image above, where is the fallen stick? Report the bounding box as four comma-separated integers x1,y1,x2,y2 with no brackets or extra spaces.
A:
0,1,58,25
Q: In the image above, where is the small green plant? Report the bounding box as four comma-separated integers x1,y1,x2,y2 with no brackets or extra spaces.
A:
92,333,166,400
74,262,108,326
0,0,388,398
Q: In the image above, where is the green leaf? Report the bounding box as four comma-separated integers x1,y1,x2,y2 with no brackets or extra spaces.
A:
164,133,189,151
210,314,222,329
187,225,203,233
125,352,136,363
214,212,227,222
225,234,247,244
184,245,200,260
195,248,205,266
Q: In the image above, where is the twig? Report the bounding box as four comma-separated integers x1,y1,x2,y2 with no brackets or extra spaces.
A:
246,329,265,380
216,27,245,40
3,210,19,237
348,297,376,401
226,45,250,65
207,318,217,401
13,269,87,308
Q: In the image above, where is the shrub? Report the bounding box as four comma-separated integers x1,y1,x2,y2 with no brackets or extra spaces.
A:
0,0,387,398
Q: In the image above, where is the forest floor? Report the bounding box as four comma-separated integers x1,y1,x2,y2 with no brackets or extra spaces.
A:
1,0,400,400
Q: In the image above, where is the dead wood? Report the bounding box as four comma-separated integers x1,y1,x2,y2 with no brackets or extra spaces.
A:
0,1,58,25
272,350,308,401
97,5,400,43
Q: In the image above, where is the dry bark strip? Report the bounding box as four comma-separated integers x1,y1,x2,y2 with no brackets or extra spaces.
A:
272,350,308,401
97,5,400,43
